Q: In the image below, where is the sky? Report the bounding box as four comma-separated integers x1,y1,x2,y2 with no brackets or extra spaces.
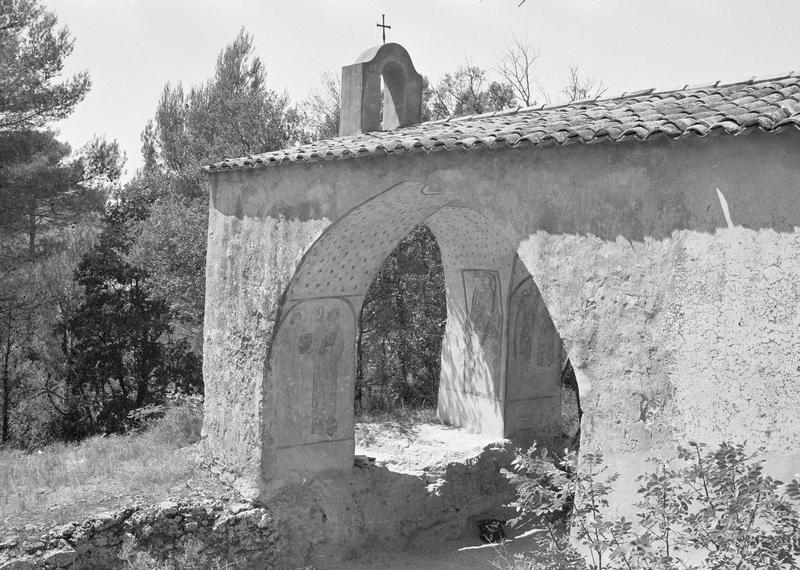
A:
43,0,800,181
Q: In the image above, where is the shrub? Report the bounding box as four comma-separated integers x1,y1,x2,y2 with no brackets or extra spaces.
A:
127,395,203,448
503,441,800,570
147,401,203,447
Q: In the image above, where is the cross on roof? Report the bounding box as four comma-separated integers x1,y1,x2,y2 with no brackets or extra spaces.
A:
376,14,391,44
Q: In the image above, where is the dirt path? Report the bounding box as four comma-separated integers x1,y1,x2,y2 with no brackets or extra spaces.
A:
355,421,506,474
327,529,550,570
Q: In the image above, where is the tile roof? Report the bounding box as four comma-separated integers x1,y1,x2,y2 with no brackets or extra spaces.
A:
206,73,800,173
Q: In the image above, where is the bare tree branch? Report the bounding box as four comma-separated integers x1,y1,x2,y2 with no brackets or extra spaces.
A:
496,36,547,107
562,65,607,103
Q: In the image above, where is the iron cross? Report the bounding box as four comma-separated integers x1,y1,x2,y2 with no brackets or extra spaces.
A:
376,14,391,43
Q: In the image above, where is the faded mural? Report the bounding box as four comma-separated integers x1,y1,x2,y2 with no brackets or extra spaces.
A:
506,260,562,401
511,279,560,369
310,306,345,436
462,269,503,390
272,298,354,444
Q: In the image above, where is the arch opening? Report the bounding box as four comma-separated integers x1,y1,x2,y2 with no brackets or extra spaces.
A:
380,60,407,131
560,357,583,451
356,224,446,419
263,181,571,485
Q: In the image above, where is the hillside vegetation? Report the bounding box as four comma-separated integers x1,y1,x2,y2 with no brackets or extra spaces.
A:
0,401,229,531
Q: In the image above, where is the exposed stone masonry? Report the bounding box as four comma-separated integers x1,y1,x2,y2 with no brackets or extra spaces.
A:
0,499,277,569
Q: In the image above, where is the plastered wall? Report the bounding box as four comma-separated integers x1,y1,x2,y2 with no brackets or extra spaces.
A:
203,208,329,491
205,128,800,498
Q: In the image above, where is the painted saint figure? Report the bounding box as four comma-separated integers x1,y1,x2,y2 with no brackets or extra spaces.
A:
470,272,498,345
513,285,537,363
463,269,503,387
510,279,560,372
288,311,313,355
311,307,344,437
536,307,558,367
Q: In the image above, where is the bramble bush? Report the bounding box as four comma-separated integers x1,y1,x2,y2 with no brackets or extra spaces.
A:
502,441,800,569
126,393,203,447
119,535,244,569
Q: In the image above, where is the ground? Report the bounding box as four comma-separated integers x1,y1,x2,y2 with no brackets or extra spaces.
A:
329,529,551,570
355,420,504,475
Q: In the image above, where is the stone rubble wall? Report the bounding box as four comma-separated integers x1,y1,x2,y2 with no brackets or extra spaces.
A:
0,500,277,569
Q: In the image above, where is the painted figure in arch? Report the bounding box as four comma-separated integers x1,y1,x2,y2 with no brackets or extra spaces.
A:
470,272,498,345
535,304,559,368
311,307,344,437
463,269,503,387
288,310,313,355
510,280,560,372
513,285,537,364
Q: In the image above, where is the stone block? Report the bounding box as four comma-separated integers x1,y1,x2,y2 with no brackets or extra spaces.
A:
43,549,75,568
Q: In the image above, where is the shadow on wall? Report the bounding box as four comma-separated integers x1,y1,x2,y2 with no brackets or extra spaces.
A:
266,445,518,568
501,131,800,242
560,358,582,448
438,300,496,433
208,130,800,244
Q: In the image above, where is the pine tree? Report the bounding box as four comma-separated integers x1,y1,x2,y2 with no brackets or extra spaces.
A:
0,0,91,132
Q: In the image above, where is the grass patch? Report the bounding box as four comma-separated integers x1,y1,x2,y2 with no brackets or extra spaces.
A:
0,403,441,532
0,403,227,530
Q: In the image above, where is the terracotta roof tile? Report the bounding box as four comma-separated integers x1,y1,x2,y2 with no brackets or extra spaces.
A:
206,73,800,172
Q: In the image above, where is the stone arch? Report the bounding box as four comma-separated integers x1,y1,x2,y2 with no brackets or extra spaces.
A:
339,43,423,135
262,181,564,488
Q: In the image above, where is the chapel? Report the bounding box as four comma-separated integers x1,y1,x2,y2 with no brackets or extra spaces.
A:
202,43,800,504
